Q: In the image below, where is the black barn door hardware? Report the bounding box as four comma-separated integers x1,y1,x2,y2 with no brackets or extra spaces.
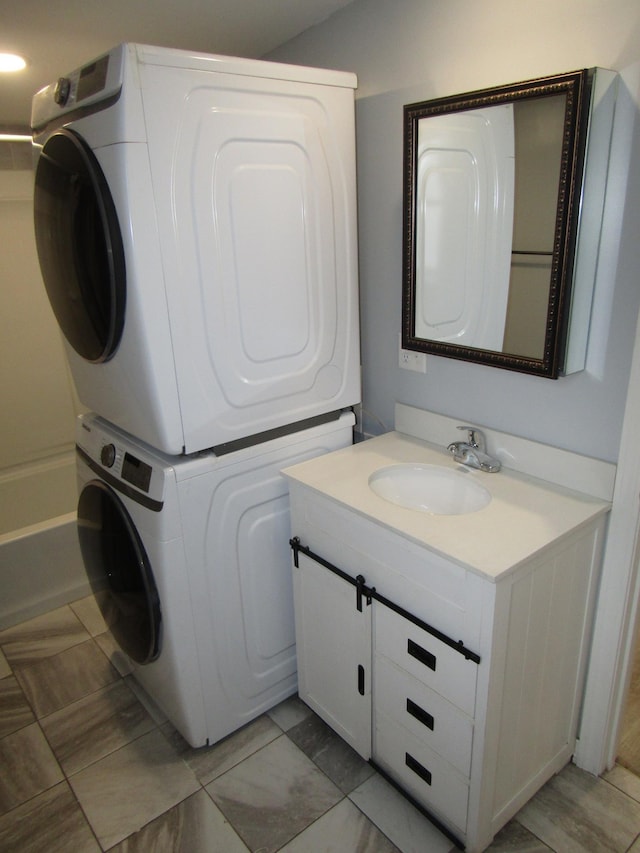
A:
289,537,480,665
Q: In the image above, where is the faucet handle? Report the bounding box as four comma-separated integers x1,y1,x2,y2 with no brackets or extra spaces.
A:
457,425,486,451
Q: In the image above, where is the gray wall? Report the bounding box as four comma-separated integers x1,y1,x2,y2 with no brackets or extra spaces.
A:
267,0,640,461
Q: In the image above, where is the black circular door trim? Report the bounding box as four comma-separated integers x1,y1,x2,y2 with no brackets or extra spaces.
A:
77,480,161,664
34,127,126,363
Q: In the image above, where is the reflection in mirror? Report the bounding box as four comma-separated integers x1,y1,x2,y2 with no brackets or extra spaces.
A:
403,71,594,378
505,94,566,359
414,103,516,351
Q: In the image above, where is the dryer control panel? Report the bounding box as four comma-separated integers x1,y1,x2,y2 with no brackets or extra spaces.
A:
31,44,125,130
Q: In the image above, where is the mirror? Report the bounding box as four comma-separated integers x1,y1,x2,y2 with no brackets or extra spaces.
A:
402,70,594,378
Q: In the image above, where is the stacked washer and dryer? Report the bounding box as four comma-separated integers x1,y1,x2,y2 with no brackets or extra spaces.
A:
31,43,360,747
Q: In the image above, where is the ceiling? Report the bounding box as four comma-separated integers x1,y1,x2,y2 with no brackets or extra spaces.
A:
0,0,354,132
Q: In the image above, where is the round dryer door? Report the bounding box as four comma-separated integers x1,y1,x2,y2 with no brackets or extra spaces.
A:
33,128,126,363
77,481,161,664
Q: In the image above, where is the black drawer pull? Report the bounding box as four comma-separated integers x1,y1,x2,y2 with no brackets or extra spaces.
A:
408,638,436,671
406,752,432,786
358,664,365,696
406,698,434,731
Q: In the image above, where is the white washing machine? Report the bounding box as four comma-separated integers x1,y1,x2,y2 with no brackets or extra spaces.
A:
32,43,360,454
75,410,355,747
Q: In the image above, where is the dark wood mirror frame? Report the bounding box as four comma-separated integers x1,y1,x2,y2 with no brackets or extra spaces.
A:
402,70,594,378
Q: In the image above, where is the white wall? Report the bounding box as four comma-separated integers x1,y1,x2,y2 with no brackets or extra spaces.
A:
0,168,79,534
267,0,640,462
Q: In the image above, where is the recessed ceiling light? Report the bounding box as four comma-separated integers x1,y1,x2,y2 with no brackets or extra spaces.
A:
0,53,27,72
0,134,31,142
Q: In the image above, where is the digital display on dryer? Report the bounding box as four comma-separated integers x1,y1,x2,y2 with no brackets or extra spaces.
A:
77,55,110,102
122,453,152,493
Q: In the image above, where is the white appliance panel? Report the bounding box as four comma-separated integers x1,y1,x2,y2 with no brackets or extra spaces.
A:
179,422,356,735
140,61,359,448
75,411,355,747
33,44,360,455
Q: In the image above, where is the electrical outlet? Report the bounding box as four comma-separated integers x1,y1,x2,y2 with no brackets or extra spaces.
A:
398,334,427,372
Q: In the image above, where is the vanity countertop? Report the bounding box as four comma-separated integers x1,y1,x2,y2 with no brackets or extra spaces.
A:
282,431,611,582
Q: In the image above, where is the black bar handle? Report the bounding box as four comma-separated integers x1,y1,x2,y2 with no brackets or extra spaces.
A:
408,638,436,671
406,698,434,731
406,752,432,786
290,537,363,589
289,537,480,665
358,664,365,695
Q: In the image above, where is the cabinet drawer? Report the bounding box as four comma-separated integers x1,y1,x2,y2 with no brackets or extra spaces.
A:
374,711,469,833
374,655,473,776
374,605,477,716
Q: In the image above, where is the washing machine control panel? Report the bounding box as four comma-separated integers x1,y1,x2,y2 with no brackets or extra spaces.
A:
121,453,153,493
77,414,164,504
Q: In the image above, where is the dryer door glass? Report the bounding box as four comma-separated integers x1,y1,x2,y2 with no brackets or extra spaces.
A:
77,481,161,664
33,128,126,363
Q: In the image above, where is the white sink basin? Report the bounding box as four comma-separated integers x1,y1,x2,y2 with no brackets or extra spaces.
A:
368,463,491,515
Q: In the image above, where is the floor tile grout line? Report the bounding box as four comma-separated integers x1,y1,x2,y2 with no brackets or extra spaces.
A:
5,597,640,852
1,656,312,849
165,721,381,853
602,772,640,806
627,834,640,853
66,773,104,853
278,724,425,852
0,629,181,841
51,713,164,782
0,603,92,661
510,818,554,852
75,720,205,851
268,793,353,853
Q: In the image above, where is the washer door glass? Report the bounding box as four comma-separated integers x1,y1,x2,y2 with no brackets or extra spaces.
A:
77,480,161,664
33,128,126,363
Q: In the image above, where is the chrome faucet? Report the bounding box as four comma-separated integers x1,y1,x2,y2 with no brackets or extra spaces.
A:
447,426,501,473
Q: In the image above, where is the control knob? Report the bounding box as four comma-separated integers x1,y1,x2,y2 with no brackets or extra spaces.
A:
101,443,116,468
54,77,71,106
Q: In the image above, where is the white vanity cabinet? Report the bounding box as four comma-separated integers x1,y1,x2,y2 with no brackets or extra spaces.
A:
286,440,609,853
292,549,372,759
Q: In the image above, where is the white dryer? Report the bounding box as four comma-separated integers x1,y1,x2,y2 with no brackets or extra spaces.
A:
75,410,355,747
32,44,360,454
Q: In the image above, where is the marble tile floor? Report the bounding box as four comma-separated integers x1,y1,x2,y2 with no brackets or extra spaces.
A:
2,597,640,852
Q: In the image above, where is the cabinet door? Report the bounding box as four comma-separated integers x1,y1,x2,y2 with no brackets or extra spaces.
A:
292,552,372,758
